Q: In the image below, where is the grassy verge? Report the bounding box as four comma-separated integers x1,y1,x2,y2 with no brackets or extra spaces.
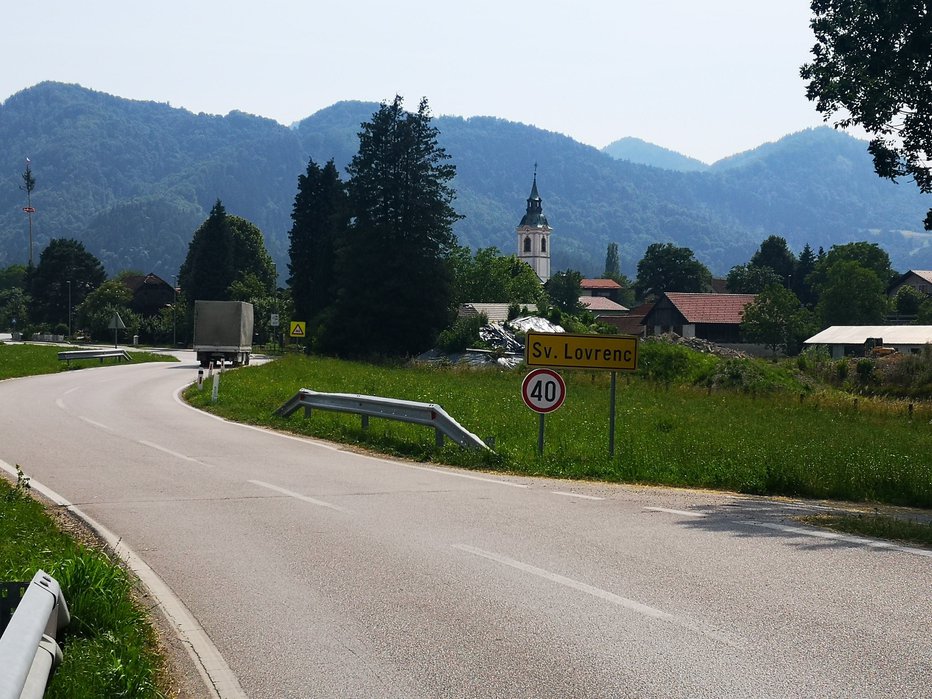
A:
798,513,932,548
185,354,932,509
0,343,177,380
0,469,167,698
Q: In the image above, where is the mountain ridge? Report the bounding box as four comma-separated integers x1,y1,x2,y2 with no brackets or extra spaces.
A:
1,82,929,281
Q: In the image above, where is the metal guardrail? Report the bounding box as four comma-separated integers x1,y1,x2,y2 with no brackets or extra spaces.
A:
0,570,70,699
277,389,490,450
57,349,132,364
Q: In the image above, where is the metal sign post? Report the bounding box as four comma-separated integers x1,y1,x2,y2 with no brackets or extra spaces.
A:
522,368,567,455
525,332,638,457
108,312,127,348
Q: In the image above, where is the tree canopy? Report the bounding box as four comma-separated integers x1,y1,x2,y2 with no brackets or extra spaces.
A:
815,259,888,325
741,285,815,356
287,158,347,333
726,264,782,294
178,201,275,302
801,1,932,229
317,96,461,357
29,238,106,326
449,246,543,307
750,236,796,286
635,243,711,300
544,270,584,315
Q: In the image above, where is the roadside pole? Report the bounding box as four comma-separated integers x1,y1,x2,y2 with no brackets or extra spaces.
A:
522,368,567,456
525,332,638,456
609,371,617,457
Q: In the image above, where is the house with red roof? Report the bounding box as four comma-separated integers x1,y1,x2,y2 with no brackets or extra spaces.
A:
580,278,622,298
641,292,756,343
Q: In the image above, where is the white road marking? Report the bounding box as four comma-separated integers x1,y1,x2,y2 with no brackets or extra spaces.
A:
0,459,246,699
55,398,66,410
454,544,675,620
399,462,528,488
80,417,112,431
248,479,350,513
453,544,740,647
138,440,212,467
644,506,705,518
748,521,932,558
553,491,603,500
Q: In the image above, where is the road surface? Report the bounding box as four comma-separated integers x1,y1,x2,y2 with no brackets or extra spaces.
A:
0,356,929,698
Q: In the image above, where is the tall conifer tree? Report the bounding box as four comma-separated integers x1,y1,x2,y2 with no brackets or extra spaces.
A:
321,96,460,356
178,200,235,302
287,159,347,333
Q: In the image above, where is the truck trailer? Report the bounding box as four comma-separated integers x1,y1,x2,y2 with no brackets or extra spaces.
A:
193,300,254,367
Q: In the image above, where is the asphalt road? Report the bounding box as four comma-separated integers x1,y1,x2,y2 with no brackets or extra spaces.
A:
0,356,929,698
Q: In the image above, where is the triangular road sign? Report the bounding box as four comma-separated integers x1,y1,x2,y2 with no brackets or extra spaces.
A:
108,312,127,330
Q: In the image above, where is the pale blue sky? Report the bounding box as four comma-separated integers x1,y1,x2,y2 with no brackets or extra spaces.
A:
1,1,834,163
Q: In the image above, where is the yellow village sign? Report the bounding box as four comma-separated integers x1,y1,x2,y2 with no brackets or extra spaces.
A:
524,331,638,371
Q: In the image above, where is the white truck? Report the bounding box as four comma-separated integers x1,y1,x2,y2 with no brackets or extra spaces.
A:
193,300,254,367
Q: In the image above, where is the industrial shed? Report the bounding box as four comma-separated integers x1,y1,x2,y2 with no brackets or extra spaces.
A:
804,326,932,359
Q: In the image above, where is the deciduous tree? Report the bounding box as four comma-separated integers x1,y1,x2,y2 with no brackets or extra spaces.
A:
801,1,932,229
750,236,796,286
29,239,106,326
450,246,542,307
815,260,888,326
741,285,815,356
726,264,782,294
635,243,711,300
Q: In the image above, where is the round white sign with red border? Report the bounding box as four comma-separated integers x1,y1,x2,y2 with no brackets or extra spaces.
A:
521,368,567,414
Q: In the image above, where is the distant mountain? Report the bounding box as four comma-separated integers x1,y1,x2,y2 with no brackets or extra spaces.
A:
1,82,929,282
602,137,709,172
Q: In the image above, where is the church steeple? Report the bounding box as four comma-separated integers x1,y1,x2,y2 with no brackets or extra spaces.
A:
516,166,552,282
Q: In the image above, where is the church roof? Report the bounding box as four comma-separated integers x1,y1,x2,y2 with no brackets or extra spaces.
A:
518,173,549,229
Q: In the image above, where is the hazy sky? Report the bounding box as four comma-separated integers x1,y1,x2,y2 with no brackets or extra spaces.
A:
1,1,834,163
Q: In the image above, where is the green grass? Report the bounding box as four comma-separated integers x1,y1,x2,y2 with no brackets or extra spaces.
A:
0,470,166,698
798,513,932,548
0,343,177,380
185,354,932,509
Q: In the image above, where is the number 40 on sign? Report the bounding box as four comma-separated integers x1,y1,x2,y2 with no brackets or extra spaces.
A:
521,368,566,455
521,368,566,414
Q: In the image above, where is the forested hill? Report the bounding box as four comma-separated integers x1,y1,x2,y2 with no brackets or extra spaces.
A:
1,82,929,281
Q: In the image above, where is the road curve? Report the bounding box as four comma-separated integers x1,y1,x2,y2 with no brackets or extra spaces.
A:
0,356,929,698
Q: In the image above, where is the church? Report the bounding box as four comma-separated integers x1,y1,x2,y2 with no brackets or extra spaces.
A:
516,171,552,283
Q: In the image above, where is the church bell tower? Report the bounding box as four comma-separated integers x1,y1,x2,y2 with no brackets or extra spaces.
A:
516,169,551,282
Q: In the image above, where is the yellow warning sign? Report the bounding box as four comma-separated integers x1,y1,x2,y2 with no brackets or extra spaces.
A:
289,321,306,338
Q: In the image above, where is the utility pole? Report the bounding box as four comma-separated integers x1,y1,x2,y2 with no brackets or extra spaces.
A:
67,280,72,339
172,274,178,348
21,158,36,267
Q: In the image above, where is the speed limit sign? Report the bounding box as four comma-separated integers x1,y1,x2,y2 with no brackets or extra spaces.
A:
521,368,567,414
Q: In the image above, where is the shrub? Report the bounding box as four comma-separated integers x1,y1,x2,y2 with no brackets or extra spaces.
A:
856,358,874,384
436,313,487,353
835,359,849,381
